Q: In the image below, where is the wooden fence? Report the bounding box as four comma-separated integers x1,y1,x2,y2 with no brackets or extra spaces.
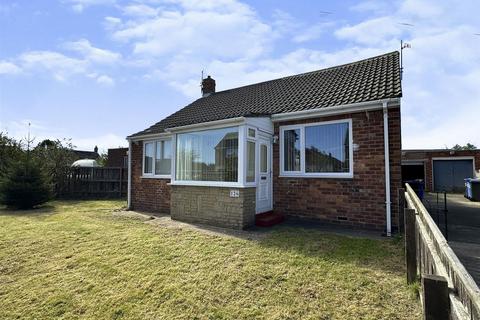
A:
403,183,480,320
57,167,127,199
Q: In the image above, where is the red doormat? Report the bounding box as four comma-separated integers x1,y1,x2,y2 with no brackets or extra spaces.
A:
255,211,285,227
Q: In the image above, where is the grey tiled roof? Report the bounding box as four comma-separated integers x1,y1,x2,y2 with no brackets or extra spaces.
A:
129,51,401,137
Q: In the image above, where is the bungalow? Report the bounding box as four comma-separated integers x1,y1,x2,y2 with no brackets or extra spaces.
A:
127,52,402,235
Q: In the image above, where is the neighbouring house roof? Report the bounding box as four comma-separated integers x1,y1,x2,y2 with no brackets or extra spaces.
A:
73,150,100,160
129,51,401,138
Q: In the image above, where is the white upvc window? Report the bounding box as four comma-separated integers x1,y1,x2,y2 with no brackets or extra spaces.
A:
143,139,172,178
245,126,257,183
280,119,353,178
175,126,239,183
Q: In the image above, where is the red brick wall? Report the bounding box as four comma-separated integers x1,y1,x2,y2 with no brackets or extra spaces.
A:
273,107,402,231
107,148,128,167
403,150,480,191
130,142,171,213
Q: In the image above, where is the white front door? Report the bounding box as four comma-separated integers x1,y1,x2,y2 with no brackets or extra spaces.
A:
256,137,272,213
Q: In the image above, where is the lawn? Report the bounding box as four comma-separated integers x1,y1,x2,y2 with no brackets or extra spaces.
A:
0,200,421,319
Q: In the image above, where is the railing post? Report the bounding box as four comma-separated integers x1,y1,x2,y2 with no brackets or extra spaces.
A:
422,274,450,320
405,208,417,284
398,188,405,233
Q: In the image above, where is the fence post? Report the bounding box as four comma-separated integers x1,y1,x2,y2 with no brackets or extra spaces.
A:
422,274,450,320
398,188,405,233
405,208,417,284
119,167,123,197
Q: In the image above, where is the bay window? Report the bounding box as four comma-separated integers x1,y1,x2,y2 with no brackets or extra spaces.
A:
143,139,172,177
176,127,239,182
280,119,353,178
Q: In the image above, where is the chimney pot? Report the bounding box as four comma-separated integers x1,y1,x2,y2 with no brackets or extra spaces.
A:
201,75,216,97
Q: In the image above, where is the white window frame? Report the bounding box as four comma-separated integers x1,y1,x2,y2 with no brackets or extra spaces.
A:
279,118,353,179
172,125,242,186
244,126,257,185
142,138,172,179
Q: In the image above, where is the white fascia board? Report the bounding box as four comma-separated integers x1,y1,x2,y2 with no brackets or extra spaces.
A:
271,98,400,122
165,117,246,133
127,132,172,142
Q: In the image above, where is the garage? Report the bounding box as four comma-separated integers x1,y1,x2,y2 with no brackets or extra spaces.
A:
401,162,425,187
433,159,474,192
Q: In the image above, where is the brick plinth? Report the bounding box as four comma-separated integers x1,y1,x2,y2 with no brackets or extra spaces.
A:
170,185,256,229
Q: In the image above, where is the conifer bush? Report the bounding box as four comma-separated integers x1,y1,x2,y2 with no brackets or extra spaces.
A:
0,158,51,209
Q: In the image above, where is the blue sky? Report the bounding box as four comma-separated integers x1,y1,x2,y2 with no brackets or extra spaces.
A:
1,0,479,153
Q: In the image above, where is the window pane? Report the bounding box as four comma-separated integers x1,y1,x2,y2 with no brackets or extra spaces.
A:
155,140,171,175
246,141,255,182
144,142,154,174
283,129,300,171
248,128,256,138
176,127,238,182
260,144,267,173
305,122,350,173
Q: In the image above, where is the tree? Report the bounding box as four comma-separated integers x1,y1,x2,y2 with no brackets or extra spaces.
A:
33,139,77,196
0,132,24,175
97,152,108,167
0,158,52,209
452,143,477,151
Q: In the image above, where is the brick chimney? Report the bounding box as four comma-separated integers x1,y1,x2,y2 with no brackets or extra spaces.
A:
201,75,215,97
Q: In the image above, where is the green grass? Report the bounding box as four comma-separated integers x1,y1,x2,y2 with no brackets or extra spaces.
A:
0,200,420,319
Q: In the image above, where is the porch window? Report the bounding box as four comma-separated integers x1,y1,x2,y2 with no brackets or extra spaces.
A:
143,139,172,177
280,119,353,178
246,141,255,182
176,127,239,182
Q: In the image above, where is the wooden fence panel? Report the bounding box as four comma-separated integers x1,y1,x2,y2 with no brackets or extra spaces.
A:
403,184,480,320
57,167,127,199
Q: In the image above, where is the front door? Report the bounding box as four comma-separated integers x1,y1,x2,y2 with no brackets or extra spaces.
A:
256,137,272,213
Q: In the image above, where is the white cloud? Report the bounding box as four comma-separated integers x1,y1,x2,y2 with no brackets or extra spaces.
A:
104,16,122,30
1,39,121,84
0,61,22,75
96,74,115,86
66,0,116,13
335,16,402,45
111,1,272,59
292,22,334,43
19,51,87,81
63,39,121,64
122,4,159,17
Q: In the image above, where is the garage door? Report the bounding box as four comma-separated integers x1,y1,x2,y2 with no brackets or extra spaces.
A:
433,159,474,192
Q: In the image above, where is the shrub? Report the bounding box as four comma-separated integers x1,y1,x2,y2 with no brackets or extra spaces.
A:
0,158,52,209
33,139,76,197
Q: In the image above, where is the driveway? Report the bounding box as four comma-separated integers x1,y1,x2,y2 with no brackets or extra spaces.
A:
423,193,480,284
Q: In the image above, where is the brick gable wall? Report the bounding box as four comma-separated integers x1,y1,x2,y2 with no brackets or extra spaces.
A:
272,107,402,231
130,142,171,213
